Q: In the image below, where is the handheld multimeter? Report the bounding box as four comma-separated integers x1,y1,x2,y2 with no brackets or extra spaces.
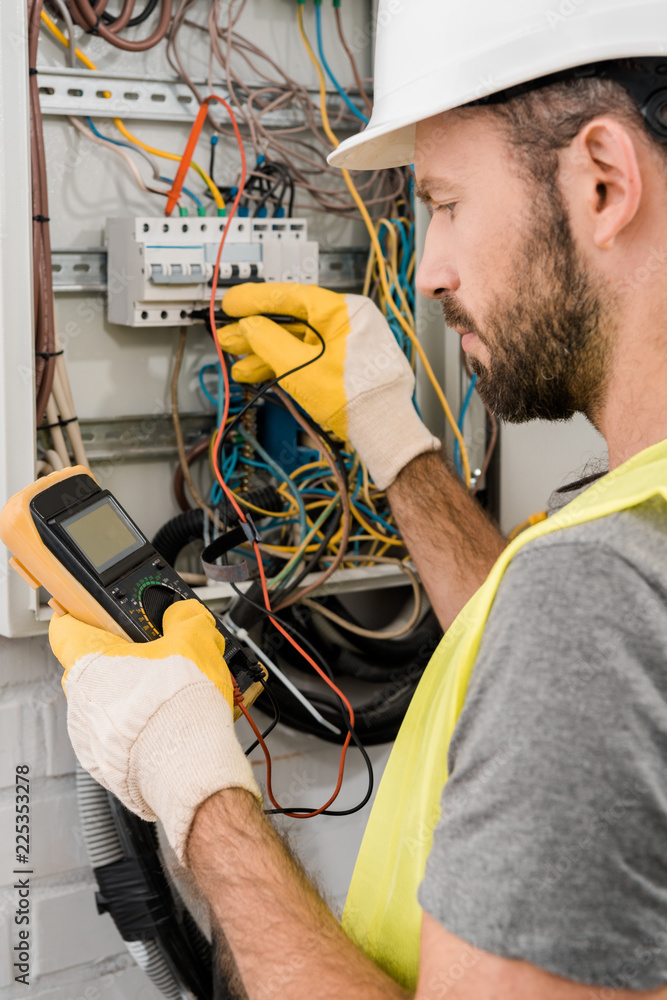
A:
0,466,265,714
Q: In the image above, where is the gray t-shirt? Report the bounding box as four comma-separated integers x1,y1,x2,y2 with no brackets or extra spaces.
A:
418,481,667,990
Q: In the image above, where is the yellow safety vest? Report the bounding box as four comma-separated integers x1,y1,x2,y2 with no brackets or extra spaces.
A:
342,437,667,991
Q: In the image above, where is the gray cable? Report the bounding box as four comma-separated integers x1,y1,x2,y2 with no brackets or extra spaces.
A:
47,0,77,68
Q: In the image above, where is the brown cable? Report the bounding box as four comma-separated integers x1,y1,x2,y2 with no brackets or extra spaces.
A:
29,0,56,426
173,437,212,511
460,347,499,495
68,0,173,51
472,408,498,496
68,0,110,30
334,7,373,115
171,329,216,520
70,0,132,33
301,554,422,640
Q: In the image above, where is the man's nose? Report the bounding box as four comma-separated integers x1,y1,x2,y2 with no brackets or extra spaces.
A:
415,217,460,300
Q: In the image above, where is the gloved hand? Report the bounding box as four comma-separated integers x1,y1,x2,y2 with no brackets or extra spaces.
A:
219,283,440,490
49,599,260,866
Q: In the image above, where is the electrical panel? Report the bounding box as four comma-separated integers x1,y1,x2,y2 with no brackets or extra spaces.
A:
107,216,318,327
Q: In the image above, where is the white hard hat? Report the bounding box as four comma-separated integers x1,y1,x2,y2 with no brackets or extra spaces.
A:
328,0,667,170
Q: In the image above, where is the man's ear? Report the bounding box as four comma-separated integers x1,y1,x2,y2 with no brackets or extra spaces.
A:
565,116,642,250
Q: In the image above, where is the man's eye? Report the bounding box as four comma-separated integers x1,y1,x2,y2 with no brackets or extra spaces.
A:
436,203,457,216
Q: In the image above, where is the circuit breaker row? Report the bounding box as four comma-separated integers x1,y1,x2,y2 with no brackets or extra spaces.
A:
107,216,318,327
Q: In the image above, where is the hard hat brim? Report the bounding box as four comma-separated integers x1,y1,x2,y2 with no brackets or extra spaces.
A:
328,122,416,171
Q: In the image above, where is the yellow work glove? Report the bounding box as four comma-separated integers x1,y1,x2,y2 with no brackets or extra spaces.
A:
220,283,441,489
49,599,260,866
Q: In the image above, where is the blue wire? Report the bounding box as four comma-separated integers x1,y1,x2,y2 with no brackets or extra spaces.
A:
199,363,245,413
261,517,301,531
157,177,202,208
238,427,308,550
296,487,337,499
85,116,134,148
240,456,276,472
454,374,478,477
352,500,400,536
198,365,219,407
210,447,242,507
292,469,334,490
223,447,240,480
315,6,369,125
84,118,203,208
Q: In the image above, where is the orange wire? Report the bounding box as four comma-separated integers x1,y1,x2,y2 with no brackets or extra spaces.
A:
183,96,356,817
165,103,210,216
252,549,354,818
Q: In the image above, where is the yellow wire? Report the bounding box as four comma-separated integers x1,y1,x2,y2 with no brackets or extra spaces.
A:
296,7,471,487
361,461,377,515
377,219,414,326
113,121,224,210
288,460,330,479
237,493,298,518
350,502,404,547
269,495,340,584
348,451,360,492
362,239,377,298
40,10,100,71
507,511,548,541
40,11,225,212
261,542,321,554
345,534,392,546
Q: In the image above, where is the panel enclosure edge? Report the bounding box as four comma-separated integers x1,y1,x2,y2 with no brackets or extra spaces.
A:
0,0,39,637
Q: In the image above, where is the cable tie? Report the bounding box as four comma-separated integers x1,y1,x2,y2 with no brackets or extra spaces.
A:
29,68,39,76
234,624,250,643
86,13,101,34
41,415,77,430
32,215,50,223
35,349,64,360
240,514,260,545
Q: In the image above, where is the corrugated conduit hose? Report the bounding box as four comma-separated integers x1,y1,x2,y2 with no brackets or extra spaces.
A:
75,765,184,999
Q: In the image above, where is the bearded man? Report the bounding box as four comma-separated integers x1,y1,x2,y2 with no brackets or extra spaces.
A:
50,2,667,996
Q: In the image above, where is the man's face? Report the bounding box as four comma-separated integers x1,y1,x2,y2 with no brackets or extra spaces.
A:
414,110,613,424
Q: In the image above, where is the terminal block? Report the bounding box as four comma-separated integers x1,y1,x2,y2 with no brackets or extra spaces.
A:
106,216,318,327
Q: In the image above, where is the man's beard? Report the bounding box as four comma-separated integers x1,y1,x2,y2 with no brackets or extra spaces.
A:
440,184,614,424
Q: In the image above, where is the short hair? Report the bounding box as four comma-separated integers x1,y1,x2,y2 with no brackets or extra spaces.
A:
475,60,667,185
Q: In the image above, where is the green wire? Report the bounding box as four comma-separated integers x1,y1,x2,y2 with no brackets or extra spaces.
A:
237,425,308,549
269,495,340,587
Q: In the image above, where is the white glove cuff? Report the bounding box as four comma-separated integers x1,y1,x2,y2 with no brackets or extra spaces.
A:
130,682,261,865
348,388,441,491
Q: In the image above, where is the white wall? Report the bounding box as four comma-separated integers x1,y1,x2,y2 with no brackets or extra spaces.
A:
499,418,607,534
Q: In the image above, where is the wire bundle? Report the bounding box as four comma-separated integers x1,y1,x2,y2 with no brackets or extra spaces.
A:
156,89,440,819
66,0,173,51
166,0,410,220
29,0,57,427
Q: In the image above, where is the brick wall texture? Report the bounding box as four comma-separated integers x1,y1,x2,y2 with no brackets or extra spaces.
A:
0,634,162,999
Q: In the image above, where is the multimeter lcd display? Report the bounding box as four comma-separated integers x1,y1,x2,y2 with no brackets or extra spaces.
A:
61,497,145,574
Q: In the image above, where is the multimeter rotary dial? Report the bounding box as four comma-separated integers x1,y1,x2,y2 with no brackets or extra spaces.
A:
140,583,186,633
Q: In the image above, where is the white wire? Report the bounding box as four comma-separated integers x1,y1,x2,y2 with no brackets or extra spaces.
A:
45,395,71,468
45,0,175,194
45,448,65,472
67,116,170,199
47,0,77,68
